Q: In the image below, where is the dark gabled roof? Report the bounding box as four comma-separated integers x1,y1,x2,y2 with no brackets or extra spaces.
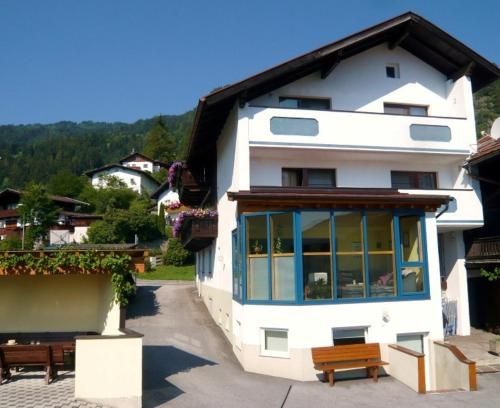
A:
83,164,160,185
187,11,500,165
119,152,169,167
468,135,500,165
150,181,170,199
0,188,89,207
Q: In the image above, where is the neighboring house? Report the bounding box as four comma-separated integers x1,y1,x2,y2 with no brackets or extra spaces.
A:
464,130,500,332
150,181,181,216
84,163,160,194
119,152,169,174
0,188,99,245
177,12,500,384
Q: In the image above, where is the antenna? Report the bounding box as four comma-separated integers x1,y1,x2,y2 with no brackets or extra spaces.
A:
491,118,500,140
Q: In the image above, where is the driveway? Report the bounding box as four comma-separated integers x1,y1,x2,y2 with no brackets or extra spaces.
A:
127,281,500,408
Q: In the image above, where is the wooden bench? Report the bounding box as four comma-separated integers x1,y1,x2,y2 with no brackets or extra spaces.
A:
0,345,52,385
311,343,388,386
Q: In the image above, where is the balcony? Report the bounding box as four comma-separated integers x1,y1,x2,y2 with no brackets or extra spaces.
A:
179,168,210,207
467,237,500,262
245,106,474,155
180,216,218,251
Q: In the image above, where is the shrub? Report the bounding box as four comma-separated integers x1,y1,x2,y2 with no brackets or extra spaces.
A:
163,238,192,266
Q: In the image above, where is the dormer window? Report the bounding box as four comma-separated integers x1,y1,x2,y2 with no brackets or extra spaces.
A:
279,97,331,111
386,63,400,78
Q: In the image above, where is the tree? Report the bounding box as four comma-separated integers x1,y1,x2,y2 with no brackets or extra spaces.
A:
19,183,58,248
158,203,166,236
47,170,86,198
78,182,137,214
143,116,176,163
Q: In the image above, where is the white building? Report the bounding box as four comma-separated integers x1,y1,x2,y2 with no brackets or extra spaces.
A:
85,164,160,195
119,152,168,174
179,12,500,386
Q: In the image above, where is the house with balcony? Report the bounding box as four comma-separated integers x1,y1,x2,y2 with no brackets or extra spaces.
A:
177,12,500,385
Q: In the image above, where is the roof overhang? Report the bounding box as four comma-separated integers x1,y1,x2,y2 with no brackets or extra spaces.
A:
187,12,500,165
227,187,449,212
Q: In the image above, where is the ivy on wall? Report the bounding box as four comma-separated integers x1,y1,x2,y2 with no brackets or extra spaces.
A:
0,251,136,306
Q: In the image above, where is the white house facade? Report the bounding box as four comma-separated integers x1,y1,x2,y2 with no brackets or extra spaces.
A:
119,152,168,174
179,13,500,387
85,164,159,195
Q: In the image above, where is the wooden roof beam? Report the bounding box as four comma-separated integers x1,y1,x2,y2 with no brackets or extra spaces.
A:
388,31,410,50
321,52,342,79
449,61,476,82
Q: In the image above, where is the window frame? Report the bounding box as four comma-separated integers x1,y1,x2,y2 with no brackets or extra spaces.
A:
384,103,428,116
391,171,438,190
279,96,331,111
260,328,290,358
332,327,367,346
385,64,400,79
282,168,337,188
238,208,429,305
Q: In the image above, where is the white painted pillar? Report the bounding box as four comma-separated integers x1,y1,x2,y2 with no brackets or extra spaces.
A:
443,232,471,336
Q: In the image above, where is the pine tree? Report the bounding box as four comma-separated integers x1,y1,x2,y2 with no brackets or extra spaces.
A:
143,116,176,163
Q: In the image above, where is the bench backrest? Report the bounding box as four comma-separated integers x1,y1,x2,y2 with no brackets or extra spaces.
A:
0,345,50,366
312,343,382,364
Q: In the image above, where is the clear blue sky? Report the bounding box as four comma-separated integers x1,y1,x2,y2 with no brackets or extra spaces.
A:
1,0,499,125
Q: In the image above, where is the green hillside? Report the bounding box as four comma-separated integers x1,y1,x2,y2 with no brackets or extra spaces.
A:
0,110,194,189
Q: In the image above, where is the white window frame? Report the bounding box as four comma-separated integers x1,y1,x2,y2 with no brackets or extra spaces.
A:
260,328,289,358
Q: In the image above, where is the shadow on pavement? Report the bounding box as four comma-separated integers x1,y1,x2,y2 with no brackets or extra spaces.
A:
127,286,161,318
142,345,217,407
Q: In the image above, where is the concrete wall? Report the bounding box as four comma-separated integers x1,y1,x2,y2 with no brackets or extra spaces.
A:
387,345,425,393
431,341,476,391
91,168,158,194
75,330,143,408
0,274,121,334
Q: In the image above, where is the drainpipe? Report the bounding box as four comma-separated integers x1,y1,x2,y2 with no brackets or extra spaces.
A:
436,198,452,219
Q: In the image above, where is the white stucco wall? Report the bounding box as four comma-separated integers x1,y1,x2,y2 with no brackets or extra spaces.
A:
156,189,180,214
91,168,158,194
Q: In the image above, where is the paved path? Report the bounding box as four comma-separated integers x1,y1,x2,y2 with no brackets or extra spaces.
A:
128,281,500,408
0,370,104,408
447,328,500,371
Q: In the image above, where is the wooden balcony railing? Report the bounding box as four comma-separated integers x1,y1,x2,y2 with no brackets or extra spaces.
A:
179,168,210,207
467,236,500,261
180,216,218,252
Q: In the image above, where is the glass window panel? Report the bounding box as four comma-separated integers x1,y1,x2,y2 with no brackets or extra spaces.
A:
247,216,269,300
271,213,295,301
419,173,436,189
409,106,428,116
366,211,393,252
282,168,302,187
307,169,336,187
336,255,365,298
391,171,412,189
335,211,365,299
279,98,299,108
369,254,395,297
399,216,422,263
270,117,319,136
410,124,451,142
264,330,288,352
397,334,424,354
302,212,332,300
333,328,366,345
384,104,407,115
299,98,330,110
402,267,424,293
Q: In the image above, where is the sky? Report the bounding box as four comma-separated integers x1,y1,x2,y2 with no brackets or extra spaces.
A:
0,0,499,125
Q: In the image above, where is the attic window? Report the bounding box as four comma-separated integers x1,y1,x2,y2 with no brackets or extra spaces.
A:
386,64,400,78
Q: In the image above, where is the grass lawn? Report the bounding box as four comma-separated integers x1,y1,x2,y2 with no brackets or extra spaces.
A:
137,264,195,281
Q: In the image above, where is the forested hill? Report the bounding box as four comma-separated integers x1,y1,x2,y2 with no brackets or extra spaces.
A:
0,80,499,190
0,110,195,189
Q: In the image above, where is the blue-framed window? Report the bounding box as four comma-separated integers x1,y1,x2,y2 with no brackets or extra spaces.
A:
234,209,429,305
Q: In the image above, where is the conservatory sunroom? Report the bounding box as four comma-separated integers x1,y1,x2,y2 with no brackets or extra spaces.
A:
228,187,449,305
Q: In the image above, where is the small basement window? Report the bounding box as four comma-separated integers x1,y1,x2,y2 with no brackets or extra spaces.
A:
261,328,289,357
386,64,400,78
332,327,366,346
397,333,424,354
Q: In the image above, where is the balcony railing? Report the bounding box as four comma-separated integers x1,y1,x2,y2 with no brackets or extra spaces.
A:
246,106,474,154
180,216,218,252
467,236,500,261
178,168,210,207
